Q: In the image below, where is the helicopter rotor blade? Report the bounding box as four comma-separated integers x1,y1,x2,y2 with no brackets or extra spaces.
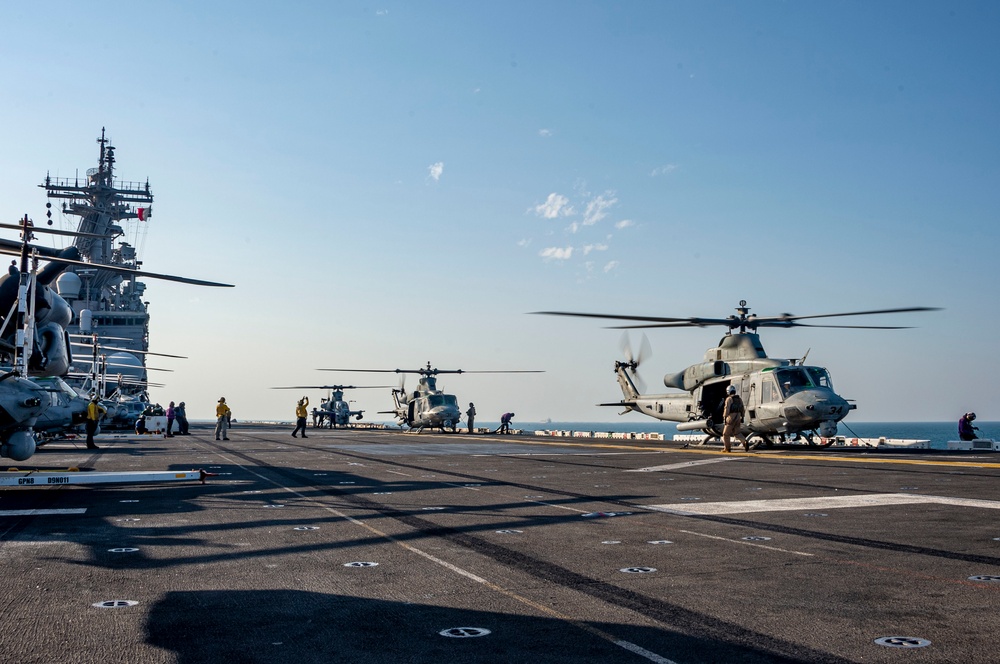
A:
533,310,730,328
0,222,116,239
269,385,392,390
69,342,187,359
68,333,133,341
535,305,941,330
0,243,234,287
752,306,941,326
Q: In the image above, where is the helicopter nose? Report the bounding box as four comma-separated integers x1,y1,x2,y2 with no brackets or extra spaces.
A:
782,390,851,426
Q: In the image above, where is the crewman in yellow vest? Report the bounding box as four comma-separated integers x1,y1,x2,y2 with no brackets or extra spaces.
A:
292,397,309,438
215,397,231,441
86,397,107,450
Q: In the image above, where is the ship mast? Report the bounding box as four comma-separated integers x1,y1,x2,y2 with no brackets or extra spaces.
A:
39,128,154,397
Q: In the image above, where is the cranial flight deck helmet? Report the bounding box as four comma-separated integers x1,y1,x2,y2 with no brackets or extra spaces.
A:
727,385,737,394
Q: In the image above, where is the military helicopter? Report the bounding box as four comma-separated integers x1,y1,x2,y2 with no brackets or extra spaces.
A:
536,301,938,447
30,375,89,437
323,363,542,432
0,214,232,459
269,385,390,428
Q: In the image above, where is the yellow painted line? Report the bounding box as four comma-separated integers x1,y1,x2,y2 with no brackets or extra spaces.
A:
511,438,1000,469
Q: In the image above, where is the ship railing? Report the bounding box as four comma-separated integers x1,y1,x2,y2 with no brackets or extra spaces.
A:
45,175,153,195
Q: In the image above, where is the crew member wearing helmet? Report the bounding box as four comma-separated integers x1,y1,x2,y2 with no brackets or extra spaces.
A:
958,412,979,441
722,384,749,452
85,396,107,450
215,397,231,441
292,396,309,438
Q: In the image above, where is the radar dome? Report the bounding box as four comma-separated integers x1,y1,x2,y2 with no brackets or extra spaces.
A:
105,352,144,380
55,272,82,299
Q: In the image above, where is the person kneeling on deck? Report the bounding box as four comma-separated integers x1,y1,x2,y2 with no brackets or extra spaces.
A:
722,385,749,453
135,415,148,435
959,412,979,441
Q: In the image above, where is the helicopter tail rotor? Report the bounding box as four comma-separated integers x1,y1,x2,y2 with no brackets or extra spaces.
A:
618,332,651,393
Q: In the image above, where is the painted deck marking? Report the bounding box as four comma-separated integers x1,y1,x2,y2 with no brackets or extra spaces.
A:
629,458,736,472
0,509,87,516
646,493,1000,516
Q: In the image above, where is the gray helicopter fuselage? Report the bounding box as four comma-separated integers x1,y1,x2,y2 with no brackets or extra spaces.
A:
319,393,363,426
31,375,88,433
0,375,49,460
615,333,854,439
392,376,461,430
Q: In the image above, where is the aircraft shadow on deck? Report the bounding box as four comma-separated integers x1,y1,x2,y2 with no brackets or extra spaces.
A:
144,589,824,664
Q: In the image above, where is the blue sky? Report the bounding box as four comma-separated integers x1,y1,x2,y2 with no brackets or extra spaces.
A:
1,1,997,424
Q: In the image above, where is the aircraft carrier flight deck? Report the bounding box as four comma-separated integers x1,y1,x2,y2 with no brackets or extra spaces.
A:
2,424,998,664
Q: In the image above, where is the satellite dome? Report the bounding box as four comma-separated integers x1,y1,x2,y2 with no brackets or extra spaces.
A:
55,272,82,299
105,352,144,380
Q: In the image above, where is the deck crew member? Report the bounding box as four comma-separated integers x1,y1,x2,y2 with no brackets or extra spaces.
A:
85,397,107,450
292,397,309,438
466,402,476,434
958,412,979,441
215,397,231,441
722,385,749,453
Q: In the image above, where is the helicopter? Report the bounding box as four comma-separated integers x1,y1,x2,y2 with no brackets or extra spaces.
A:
536,301,939,447
322,363,542,432
269,385,390,428
0,214,232,460
30,375,90,438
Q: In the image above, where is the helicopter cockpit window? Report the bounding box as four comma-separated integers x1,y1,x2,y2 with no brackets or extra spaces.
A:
774,368,811,396
443,395,458,408
428,395,445,407
806,367,833,389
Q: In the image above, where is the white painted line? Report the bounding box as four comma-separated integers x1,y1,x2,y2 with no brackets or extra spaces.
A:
677,530,814,557
0,509,87,516
629,458,737,472
209,444,679,664
645,493,1000,515
614,640,680,664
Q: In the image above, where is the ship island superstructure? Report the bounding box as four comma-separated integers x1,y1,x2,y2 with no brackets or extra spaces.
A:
40,128,153,398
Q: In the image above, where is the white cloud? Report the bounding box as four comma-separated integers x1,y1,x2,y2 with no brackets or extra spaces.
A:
517,238,531,247
533,193,573,219
615,219,635,229
603,261,619,273
650,164,678,177
538,128,552,137
539,246,573,260
566,221,580,234
428,162,444,181
582,243,608,255
583,192,618,226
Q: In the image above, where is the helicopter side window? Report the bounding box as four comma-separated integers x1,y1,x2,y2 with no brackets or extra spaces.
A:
761,378,780,403
806,367,833,389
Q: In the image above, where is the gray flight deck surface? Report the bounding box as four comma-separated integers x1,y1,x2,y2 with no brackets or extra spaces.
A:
2,424,999,663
